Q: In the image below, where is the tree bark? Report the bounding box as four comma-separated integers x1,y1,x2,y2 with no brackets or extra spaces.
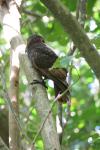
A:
19,54,61,150
40,0,100,79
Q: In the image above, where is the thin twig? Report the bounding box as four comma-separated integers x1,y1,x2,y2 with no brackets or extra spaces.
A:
22,9,42,18
80,0,87,27
76,0,80,20
31,99,56,149
0,137,9,150
68,0,87,56
68,0,80,56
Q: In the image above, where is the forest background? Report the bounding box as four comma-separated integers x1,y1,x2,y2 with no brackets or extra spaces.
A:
0,0,100,150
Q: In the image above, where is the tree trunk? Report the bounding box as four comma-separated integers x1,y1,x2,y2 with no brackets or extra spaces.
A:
0,0,23,149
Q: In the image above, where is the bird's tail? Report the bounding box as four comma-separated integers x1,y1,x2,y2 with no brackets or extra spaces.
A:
48,68,70,102
47,68,70,144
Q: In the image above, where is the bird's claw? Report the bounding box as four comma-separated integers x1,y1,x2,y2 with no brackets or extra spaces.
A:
30,79,47,89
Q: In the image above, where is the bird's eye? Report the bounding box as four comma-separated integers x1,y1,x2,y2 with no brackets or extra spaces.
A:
42,39,45,43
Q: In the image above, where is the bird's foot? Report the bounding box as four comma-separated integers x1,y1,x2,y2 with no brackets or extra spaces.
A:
30,79,47,88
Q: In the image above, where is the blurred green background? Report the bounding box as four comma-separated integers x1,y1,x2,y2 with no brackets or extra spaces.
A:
0,0,100,149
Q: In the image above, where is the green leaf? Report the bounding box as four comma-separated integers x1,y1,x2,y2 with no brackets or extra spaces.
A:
91,35,100,49
53,56,73,68
0,38,6,45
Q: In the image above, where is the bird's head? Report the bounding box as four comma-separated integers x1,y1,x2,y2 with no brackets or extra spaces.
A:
25,34,45,53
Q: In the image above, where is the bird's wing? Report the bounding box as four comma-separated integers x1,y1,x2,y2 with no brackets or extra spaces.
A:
39,68,70,103
35,43,58,58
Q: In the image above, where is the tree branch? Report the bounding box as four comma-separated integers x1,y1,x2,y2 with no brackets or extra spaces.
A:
22,9,42,18
40,0,100,79
0,1,23,149
19,54,61,150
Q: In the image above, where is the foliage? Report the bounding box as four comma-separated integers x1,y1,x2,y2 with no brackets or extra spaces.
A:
0,0,100,149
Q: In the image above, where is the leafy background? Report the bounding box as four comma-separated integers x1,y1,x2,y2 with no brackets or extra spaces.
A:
0,0,100,149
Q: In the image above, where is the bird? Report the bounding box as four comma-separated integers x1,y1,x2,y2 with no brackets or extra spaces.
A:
25,34,71,143
25,34,58,69
25,34,70,103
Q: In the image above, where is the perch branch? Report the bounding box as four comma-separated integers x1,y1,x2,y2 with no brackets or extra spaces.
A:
19,54,61,150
